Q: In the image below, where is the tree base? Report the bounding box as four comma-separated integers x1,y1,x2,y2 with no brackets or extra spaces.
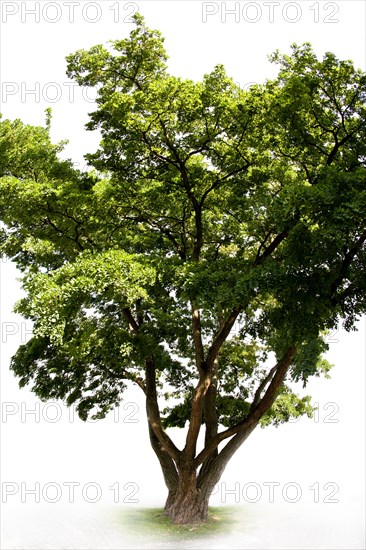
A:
164,490,209,524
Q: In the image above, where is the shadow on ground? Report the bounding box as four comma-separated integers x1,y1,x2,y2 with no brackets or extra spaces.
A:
114,505,241,542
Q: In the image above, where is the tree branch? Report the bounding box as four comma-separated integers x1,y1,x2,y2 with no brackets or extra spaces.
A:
184,307,240,461
122,307,140,335
197,361,219,482
183,372,211,460
194,346,296,468
330,227,366,300
249,364,279,412
148,423,179,493
254,228,274,264
43,215,84,251
155,126,204,262
122,307,180,463
183,304,211,460
206,307,241,368
145,356,182,464
191,304,205,374
254,229,289,265
199,162,251,208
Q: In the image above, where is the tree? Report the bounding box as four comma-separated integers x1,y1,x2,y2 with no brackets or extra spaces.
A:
1,14,365,524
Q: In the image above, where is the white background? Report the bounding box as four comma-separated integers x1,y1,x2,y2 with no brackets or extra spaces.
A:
0,2,365,548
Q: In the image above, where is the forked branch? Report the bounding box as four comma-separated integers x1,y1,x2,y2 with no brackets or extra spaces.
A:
194,346,296,467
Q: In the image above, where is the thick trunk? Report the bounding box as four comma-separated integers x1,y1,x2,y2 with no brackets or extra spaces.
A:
146,347,296,525
164,490,209,524
164,472,211,524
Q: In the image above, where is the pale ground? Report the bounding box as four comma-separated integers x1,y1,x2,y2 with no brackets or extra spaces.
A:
2,498,365,549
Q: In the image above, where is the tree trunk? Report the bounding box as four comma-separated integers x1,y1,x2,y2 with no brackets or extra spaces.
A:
147,348,297,525
164,471,211,524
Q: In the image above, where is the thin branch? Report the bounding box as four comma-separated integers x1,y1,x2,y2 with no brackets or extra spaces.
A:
330,227,366,300
122,307,140,335
44,216,84,251
191,304,205,374
206,307,241,368
199,162,251,208
254,229,289,265
123,373,146,394
254,228,274,264
250,364,279,412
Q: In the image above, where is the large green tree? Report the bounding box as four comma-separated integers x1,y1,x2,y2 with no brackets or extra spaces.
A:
1,15,365,524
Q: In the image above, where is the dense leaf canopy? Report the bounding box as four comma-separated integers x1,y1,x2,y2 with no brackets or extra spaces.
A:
1,15,365,431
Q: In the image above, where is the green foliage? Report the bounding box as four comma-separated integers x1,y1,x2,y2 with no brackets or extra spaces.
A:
1,16,365,426
260,386,314,427
162,395,192,429
16,249,155,344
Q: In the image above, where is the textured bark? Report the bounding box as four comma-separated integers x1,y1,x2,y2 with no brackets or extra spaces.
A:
203,372,218,447
194,346,296,468
164,469,211,524
148,347,297,524
198,363,219,484
198,347,297,492
148,424,178,493
206,308,241,367
145,356,181,463
198,419,258,493
184,372,211,459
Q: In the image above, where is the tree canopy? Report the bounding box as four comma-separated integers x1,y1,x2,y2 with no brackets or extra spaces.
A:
1,14,365,523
